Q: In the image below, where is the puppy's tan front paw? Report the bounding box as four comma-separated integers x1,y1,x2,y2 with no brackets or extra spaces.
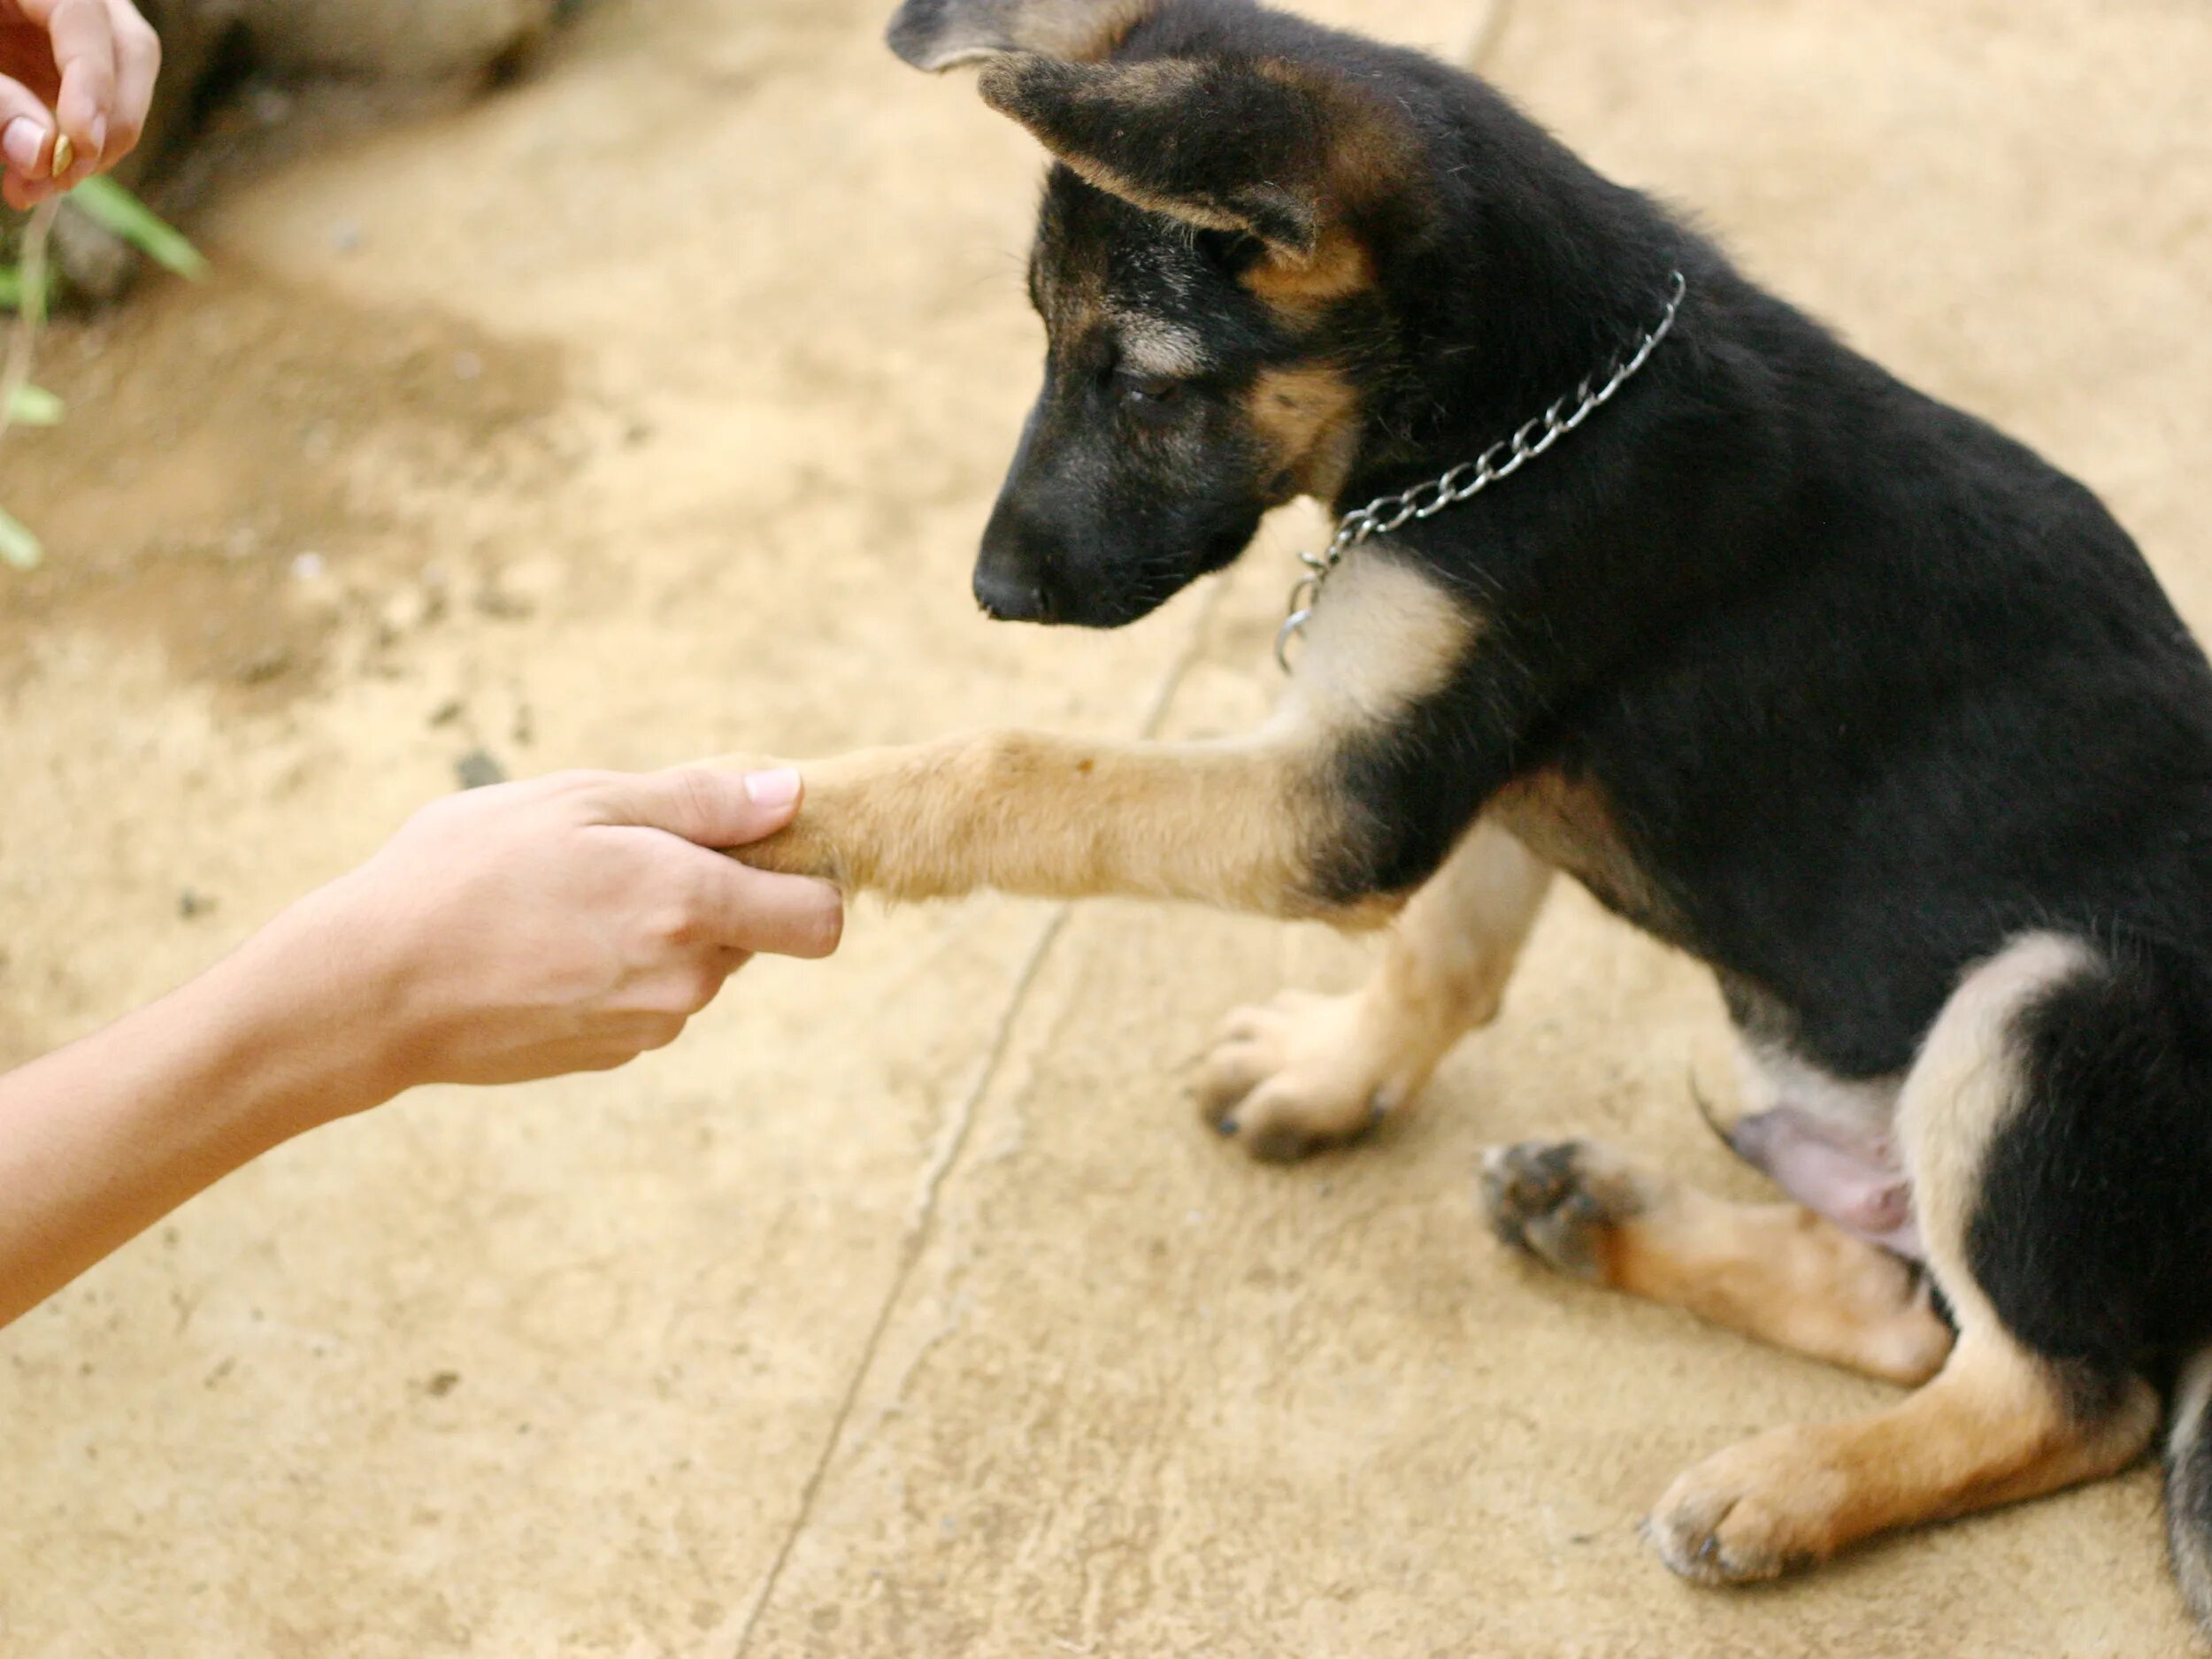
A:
1191,989,1427,1164
1478,1139,1655,1282
731,817,847,886
1645,1429,1847,1585
699,755,849,886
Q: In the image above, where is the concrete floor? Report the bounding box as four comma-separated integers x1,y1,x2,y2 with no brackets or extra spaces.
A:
3,0,2208,1653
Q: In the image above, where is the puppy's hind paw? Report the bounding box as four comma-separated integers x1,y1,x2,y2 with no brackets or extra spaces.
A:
1478,1138,1655,1282
1644,1430,1839,1586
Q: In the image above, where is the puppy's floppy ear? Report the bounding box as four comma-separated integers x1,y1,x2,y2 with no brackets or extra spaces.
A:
887,0,1157,72
976,53,1401,264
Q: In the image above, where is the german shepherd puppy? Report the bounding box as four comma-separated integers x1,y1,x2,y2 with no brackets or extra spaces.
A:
732,0,2212,1630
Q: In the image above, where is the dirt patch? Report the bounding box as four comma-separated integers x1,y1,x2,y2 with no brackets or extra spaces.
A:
0,270,566,710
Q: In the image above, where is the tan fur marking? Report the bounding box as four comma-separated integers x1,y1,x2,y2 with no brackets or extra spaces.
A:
1647,933,2157,1585
1897,932,2093,1334
1242,231,1375,320
1279,550,1472,734
1601,1184,1954,1386
1247,365,1363,501
723,557,1475,926
1195,818,1552,1158
1363,818,1554,1048
1490,767,1689,944
1114,312,1210,379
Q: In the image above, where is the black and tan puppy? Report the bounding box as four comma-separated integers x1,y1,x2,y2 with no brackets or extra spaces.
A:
730,0,2212,1631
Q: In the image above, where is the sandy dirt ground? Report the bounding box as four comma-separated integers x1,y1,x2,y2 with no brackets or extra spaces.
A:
3,1,2209,1654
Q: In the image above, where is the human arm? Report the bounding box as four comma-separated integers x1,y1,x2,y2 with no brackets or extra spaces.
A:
0,767,842,1328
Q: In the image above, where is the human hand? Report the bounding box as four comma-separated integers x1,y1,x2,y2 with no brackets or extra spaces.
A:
257,767,844,1104
0,0,159,208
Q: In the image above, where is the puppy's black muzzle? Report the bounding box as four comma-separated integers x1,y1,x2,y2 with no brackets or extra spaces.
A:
973,560,1058,623
974,487,1066,622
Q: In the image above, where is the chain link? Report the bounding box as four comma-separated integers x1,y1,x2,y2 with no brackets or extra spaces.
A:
1276,269,1687,672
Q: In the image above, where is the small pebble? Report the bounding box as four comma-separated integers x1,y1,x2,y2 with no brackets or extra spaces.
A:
178,888,212,920
234,646,292,686
473,587,534,621
455,749,506,790
427,697,465,728
291,551,326,582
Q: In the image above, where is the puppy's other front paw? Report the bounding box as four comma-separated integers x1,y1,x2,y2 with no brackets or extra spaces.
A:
1192,988,1426,1164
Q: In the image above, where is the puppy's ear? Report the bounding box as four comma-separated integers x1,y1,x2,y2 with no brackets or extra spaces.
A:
977,53,1402,264
886,0,1156,72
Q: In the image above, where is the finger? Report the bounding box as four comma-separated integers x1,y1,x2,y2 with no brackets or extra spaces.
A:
100,0,155,162
683,856,844,959
3,165,55,209
31,0,117,178
0,74,61,191
656,949,754,1018
595,766,805,849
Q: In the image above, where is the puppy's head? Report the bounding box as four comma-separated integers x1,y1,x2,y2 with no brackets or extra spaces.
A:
889,0,1422,627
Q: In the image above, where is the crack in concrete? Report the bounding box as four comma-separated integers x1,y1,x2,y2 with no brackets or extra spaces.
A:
729,579,1230,1656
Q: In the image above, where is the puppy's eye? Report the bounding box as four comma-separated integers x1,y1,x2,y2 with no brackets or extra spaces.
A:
1121,374,1186,408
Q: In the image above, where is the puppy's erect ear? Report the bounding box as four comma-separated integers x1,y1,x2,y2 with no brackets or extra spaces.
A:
887,0,1157,72
977,53,1402,265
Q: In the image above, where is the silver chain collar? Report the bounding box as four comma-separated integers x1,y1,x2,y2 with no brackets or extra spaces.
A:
1275,269,1687,672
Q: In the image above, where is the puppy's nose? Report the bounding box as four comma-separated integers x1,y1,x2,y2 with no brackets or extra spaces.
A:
973,563,1057,623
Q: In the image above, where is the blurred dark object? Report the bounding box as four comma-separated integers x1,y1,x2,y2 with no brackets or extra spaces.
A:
226,0,566,81
4,0,589,306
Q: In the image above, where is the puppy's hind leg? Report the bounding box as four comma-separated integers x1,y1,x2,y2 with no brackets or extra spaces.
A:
1479,1138,1955,1385
1646,933,2160,1585
1194,818,1552,1162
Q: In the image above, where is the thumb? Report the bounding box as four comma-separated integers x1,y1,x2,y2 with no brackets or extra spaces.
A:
597,767,805,849
0,81,63,207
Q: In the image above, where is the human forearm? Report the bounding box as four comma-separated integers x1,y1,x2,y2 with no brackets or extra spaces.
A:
0,910,385,1327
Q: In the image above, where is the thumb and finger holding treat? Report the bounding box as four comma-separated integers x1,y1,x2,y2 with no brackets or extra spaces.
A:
0,0,157,207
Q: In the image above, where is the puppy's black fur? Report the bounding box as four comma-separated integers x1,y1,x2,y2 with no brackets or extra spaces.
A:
883,0,2212,1630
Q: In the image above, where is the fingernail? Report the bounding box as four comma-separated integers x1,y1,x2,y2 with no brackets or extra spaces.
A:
744,767,802,808
3,119,43,175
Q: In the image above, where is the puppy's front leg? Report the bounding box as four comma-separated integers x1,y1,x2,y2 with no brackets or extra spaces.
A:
720,553,1486,924
726,728,1384,924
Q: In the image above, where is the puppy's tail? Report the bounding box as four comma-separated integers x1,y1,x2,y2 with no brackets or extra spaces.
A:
2165,1344,2212,1637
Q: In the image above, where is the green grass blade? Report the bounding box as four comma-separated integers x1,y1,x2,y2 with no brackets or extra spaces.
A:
69,176,207,279
8,383,62,425
0,503,43,569
0,263,54,317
